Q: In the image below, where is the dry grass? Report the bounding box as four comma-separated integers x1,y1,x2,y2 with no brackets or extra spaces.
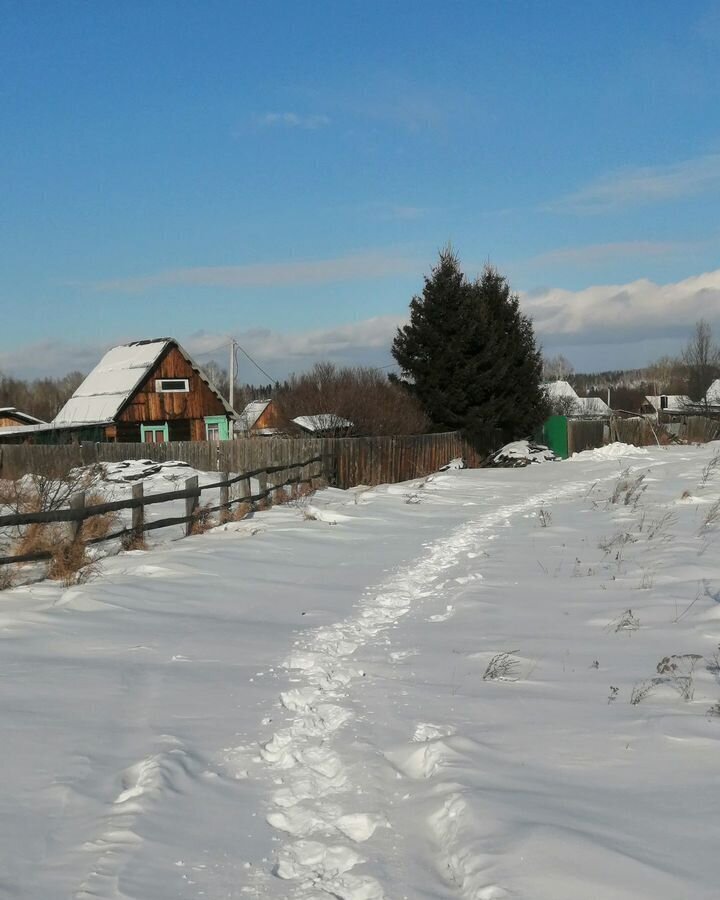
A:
228,501,252,522
189,502,215,535
47,538,99,587
0,565,15,591
121,531,147,552
80,492,120,542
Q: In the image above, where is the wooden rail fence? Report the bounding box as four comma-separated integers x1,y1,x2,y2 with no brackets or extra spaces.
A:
0,455,324,566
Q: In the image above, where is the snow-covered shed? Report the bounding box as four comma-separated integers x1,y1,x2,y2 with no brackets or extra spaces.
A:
52,338,236,443
235,399,283,435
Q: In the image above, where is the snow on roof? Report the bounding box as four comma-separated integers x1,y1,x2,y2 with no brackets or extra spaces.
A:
292,414,353,433
575,396,612,417
706,379,720,404
0,407,46,425
236,399,272,431
644,395,693,413
53,338,234,426
543,380,578,399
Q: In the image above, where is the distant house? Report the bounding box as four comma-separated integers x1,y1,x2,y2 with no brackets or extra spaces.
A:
0,408,46,428
706,380,720,406
49,338,235,443
640,395,693,424
235,399,284,436
543,382,611,419
292,414,353,435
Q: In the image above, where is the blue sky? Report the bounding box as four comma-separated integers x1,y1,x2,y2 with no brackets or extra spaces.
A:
2,0,720,380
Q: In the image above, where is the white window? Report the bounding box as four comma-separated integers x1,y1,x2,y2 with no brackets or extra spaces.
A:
155,378,190,393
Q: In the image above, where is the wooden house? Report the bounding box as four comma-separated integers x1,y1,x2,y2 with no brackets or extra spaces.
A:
0,408,46,428
52,338,235,443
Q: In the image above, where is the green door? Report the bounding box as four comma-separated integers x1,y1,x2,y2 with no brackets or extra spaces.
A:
543,415,569,459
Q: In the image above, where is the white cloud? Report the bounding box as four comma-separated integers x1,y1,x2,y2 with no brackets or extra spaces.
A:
522,268,720,345
550,153,720,213
0,318,404,380
258,111,330,129
523,238,709,268
90,251,419,293
7,269,720,379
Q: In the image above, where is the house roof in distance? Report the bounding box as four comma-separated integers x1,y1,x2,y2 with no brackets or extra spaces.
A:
236,399,272,431
575,396,612,417
292,414,352,433
53,338,235,426
644,395,693,413
706,379,720,404
543,380,578,399
0,407,47,425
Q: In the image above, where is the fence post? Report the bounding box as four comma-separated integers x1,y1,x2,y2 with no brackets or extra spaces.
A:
185,475,199,536
256,470,268,507
239,476,251,505
131,482,144,543
219,472,229,523
68,491,85,542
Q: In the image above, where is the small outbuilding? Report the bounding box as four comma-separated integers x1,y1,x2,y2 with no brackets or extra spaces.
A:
235,399,284,435
0,408,47,428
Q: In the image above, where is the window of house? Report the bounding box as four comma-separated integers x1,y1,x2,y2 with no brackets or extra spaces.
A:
140,423,169,443
204,416,229,441
155,378,190,393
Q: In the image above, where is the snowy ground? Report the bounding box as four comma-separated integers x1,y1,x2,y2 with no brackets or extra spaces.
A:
2,443,720,899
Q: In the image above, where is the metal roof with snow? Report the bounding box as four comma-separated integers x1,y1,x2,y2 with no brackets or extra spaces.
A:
643,395,694,413
543,380,578,399
0,407,47,425
292,414,353,433
53,338,235,426
574,397,612,417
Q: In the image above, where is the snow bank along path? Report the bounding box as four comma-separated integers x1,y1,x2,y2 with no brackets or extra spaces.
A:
254,469,610,899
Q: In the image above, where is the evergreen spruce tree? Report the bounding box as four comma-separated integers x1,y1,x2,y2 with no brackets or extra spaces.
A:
392,250,548,446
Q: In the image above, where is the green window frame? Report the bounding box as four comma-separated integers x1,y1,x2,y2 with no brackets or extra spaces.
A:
140,422,169,443
204,416,229,441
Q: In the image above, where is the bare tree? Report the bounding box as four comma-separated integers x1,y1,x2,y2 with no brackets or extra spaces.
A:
645,354,685,396
542,353,574,382
682,320,720,404
275,362,429,436
548,394,579,417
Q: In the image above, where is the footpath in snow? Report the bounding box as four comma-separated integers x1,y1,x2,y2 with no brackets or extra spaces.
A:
1,443,720,899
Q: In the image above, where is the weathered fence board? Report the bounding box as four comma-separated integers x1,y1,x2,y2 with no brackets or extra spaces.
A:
0,432,482,486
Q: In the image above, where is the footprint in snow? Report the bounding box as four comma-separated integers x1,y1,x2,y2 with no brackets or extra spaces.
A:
428,605,455,622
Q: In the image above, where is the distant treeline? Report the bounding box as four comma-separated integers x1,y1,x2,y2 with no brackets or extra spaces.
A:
0,372,86,422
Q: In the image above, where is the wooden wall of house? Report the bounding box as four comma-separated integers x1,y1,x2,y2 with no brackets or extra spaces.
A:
116,345,228,428
0,414,32,428
254,401,284,432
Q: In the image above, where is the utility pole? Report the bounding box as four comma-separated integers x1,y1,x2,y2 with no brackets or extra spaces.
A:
229,339,236,412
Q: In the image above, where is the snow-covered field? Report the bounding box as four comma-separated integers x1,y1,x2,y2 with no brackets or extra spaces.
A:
2,443,720,899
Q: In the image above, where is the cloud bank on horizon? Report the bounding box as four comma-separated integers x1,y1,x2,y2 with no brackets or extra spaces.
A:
3,268,719,380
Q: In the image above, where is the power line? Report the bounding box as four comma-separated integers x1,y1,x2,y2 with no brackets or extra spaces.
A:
192,341,233,360
234,341,277,385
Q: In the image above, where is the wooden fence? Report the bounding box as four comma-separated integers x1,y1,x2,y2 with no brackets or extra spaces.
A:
0,431,483,487
0,455,325,566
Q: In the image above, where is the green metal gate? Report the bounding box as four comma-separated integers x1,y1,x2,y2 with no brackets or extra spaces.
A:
543,415,569,459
